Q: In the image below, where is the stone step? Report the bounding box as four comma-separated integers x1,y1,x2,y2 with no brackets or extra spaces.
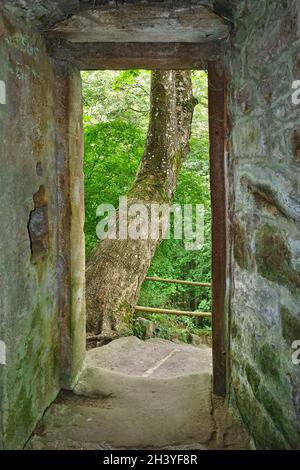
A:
68,337,214,448
26,337,249,450
77,336,212,380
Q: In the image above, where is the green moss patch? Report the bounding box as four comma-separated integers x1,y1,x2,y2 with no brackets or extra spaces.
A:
255,224,300,290
280,306,300,343
233,218,251,270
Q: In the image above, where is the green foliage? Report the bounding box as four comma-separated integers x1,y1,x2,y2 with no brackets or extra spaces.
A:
82,70,150,130
84,120,145,255
82,69,212,341
132,314,211,343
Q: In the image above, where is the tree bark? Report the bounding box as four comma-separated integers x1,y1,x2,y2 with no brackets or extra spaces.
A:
86,70,196,342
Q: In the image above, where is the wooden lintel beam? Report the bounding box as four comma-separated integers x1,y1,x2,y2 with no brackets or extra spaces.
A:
45,40,225,70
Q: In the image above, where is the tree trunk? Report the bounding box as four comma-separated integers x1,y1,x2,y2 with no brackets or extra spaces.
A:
86,70,196,342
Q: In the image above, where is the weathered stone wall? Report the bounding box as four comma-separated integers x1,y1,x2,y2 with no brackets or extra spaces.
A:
228,0,300,449
0,10,85,449
0,10,59,449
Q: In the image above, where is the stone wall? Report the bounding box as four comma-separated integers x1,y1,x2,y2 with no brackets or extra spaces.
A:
228,0,300,449
0,10,85,449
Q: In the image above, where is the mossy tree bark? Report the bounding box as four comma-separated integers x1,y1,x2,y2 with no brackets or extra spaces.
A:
86,70,196,341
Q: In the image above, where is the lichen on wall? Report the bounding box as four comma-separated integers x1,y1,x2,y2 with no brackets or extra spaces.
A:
0,4,88,449
0,11,61,449
228,0,300,449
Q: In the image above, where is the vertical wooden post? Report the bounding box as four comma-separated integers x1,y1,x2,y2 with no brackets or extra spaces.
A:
208,61,227,397
54,61,85,389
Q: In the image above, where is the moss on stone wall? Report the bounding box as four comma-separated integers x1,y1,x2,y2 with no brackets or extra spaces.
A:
232,377,290,449
280,306,300,344
233,218,251,270
229,0,300,450
0,11,61,449
257,342,281,382
255,224,300,290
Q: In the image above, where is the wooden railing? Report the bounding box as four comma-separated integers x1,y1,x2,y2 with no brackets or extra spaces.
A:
135,276,212,318
144,276,211,288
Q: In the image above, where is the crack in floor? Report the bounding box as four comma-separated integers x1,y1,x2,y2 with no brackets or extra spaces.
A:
142,348,180,377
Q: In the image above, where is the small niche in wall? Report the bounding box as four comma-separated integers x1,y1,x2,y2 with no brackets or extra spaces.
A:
292,129,300,163
36,161,43,177
28,185,49,262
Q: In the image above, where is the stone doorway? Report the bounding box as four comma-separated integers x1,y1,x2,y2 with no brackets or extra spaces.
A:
3,0,299,451
47,6,230,398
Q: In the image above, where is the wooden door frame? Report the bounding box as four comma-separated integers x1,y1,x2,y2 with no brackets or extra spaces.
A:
208,61,227,397
59,48,228,397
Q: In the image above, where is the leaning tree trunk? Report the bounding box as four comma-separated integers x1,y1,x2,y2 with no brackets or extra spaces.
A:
86,70,196,342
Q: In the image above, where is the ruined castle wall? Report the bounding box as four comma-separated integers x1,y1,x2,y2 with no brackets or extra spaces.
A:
0,10,85,449
228,0,300,449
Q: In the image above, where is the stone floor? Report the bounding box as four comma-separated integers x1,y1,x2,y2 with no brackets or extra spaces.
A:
26,337,250,450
